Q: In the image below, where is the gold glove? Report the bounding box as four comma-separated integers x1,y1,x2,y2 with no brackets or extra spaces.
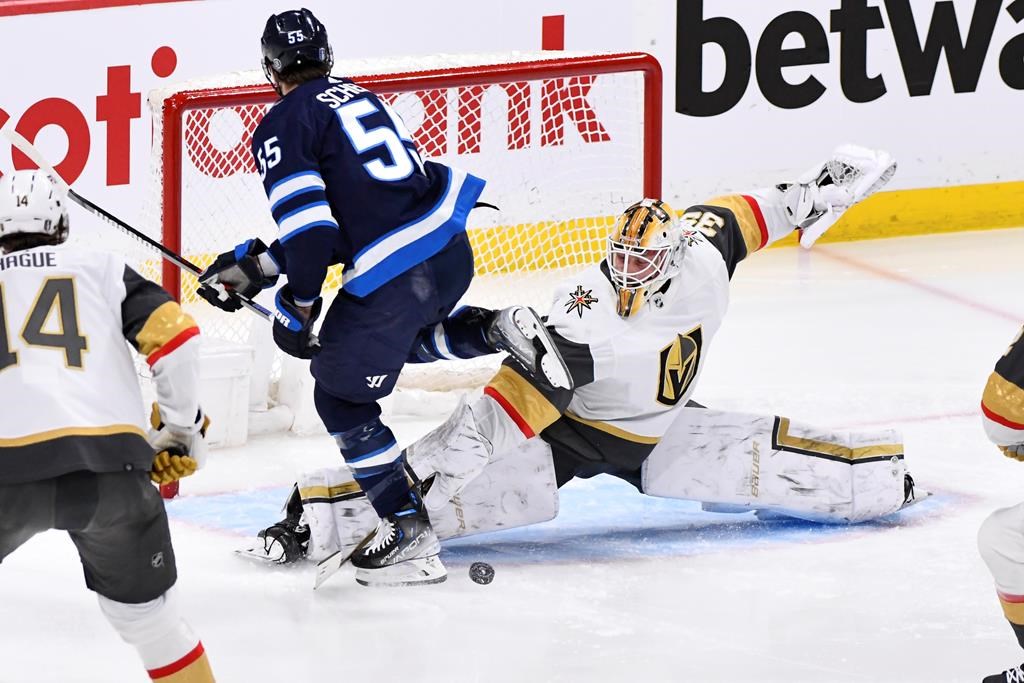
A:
148,402,211,484
150,448,199,485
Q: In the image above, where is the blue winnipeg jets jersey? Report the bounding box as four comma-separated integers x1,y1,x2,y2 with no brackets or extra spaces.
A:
252,76,486,302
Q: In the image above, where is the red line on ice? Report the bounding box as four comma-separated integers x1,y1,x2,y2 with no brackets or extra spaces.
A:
815,247,1023,323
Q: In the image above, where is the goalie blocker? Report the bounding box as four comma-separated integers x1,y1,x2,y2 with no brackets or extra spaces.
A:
243,407,918,564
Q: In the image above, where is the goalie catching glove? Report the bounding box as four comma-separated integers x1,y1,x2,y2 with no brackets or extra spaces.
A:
197,238,280,312
148,403,211,485
783,144,896,248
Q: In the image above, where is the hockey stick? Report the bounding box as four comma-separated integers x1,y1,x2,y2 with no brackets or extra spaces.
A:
0,122,275,322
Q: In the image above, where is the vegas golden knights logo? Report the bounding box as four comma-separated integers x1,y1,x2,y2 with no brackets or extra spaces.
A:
656,326,702,406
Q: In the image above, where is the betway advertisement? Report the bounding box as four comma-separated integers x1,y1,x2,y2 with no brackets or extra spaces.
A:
671,0,1024,199
0,0,1021,249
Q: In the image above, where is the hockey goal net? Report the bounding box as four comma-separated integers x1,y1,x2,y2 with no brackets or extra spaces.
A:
147,51,661,424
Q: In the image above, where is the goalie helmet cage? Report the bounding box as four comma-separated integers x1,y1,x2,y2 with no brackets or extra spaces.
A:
151,50,661,401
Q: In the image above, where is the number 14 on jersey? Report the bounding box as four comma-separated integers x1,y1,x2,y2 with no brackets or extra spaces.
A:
0,278,87,372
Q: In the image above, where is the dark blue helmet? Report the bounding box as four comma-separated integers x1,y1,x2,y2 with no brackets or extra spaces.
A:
261,8,333,85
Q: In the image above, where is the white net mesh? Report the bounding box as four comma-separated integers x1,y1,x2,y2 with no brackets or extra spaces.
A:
146,51,659,399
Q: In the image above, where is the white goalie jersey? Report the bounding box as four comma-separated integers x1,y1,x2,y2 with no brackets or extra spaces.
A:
480,189,795,451
544,230,729,442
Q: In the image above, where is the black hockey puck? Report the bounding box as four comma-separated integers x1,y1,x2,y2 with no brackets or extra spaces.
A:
469,561,494,585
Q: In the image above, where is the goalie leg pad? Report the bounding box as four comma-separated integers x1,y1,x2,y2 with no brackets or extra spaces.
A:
406,396,494,512
429,437,559,540
406,392,537,512
641,408,908,523
298,438,559,559
297,467,379,563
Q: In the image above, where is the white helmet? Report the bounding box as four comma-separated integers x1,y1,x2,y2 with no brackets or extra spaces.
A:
607,198,685,317
0,170,70,247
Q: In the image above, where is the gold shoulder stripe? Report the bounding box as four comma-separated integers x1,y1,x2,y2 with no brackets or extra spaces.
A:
706,194,765,255
773,417,902,462
564,411,661,445
982,371,1024,429
0,424,146,448
136,301,198,358
486,366,561,436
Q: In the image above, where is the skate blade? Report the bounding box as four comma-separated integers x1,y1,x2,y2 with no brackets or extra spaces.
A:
354,555,448,587
512,307,573,391
900,488,933,510
234,545,290,565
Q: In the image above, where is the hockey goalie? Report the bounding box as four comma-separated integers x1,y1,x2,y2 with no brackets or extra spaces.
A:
244,145,917,570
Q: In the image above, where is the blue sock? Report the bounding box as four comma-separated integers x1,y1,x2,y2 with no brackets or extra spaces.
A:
408,306,496,363
332,419,410,517
313,385,411,517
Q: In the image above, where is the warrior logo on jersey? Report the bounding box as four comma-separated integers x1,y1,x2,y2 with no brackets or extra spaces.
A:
564,285,599,318
656,326,703,406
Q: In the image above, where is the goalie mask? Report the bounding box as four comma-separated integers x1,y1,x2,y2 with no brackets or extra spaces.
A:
0,171,69,248
607,199,684,317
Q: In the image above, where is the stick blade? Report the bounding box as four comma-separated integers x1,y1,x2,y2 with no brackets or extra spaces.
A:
313,549,350,589
313,531,371,590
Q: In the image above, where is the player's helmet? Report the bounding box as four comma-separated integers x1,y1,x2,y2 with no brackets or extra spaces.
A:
0,171,70,251
261,8,333,86
607,199,684,317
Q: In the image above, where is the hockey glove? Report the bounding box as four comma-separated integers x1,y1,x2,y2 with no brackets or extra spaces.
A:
148,403,211,485
783,145,896,249
273,285,322,359
197,238,280,312
1001,443,1024,462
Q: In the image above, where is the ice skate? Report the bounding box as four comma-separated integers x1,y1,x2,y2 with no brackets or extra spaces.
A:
350,487,447,587
236,486,309,564
237,519,310,565
486,305,572,390
899,473,932,510
983,662,1024,682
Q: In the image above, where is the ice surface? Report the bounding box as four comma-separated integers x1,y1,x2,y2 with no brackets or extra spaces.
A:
3,229,1024,682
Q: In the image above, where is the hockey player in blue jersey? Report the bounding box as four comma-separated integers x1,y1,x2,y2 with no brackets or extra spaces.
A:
197,8,570,586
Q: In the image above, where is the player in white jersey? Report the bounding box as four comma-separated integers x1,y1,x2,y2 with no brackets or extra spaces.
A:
246,146,915,566
978,326,1024,683
0,172,215,682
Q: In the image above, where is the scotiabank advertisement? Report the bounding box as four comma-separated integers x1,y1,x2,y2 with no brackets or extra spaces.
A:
1,0,1021,249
